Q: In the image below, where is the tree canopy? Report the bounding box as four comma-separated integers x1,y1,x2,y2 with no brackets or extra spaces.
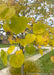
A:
0,0,54,68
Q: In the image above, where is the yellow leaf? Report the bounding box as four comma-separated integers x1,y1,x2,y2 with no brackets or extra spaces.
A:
1,36,3,40
35,35,49,46
3,22,12,32
38,45,41,48
8,36,12,41
0,24,1,28
25,34,36,44
20,39,27,46
16,38,20,44
26,24,32,30
51,47,53,50
12,40,15,43
39,49,43,55
51,56,54,62
9,40,13,44
20,34,36,46
16,49,23,55
7,45,15,54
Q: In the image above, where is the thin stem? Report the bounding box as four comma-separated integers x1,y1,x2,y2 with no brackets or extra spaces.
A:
18,33,24,75
21,64,24,75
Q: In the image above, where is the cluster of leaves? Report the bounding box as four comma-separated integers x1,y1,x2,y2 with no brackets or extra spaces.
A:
0,45,24,68
0,3,26,68
20,34,36,46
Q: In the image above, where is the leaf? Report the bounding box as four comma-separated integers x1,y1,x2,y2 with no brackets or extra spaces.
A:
20,34,36,46
0,4,7,15
20,39,28,46
8,36,12,41
27,17,35,24
9,53,25,68
49,39,54,46
9,15,27,34
51,56,54,62
26,24,32,30
25,34,36,42
51,47,53,50
1,50,7,65
5,7,15,20
0,4,15,20
0,8,9,20
9,40,15,44
35,35,49,46
3,22,11,32
25,45,36,55
35,35,43,45
16,50,23,55
38,45,41,48
7,45,15,54
9,40,13,44
1,36,3,40
0,24,1,28
33,22,46,34
39,49,43,55
49,27,54,34
16,38,20,44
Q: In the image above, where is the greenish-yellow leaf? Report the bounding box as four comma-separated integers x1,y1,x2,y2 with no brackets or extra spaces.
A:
1,50,7,65
3,22,11,32
9,53,24,68
0,4,15,20
33,22,46,34
9,15,27,34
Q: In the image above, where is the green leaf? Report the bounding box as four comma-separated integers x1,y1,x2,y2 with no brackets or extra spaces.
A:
9,15,27,34
9,53,25,68
1,50,7,65
25,45,36,55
